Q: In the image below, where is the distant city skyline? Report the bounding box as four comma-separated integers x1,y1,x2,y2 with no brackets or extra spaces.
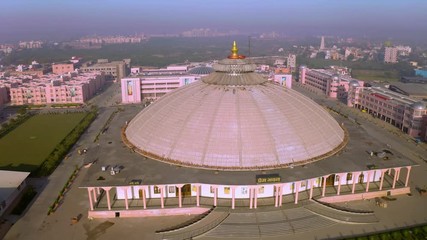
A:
1,0,427,42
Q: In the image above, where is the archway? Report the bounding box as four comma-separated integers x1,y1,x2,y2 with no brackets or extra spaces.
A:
181,184,191,197
359,173,365,183
326,174,335,186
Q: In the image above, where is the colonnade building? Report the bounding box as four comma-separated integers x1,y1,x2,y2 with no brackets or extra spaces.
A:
82,43,415,218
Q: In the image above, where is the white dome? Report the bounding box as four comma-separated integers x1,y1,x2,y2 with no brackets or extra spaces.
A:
125,56,346,170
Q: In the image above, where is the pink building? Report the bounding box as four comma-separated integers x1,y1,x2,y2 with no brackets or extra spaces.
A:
348,84,427,140
52,63,74,74
6,72,105,105
0,86,8,106
384,47,398,63
273,74,292,89
121,75,200,103
299,66,364,100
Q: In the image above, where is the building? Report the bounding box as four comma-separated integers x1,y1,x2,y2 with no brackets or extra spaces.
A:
0,171,30,217
52,63,74,74
18,41,42,49
0,86,8,106
287,54,296,69
347,83,427,140
395,45,412,56
273,74,292,89
80,59,129,80
415,69,427,78
81,43,414,219
388,82,427,100
4,71,105,105
121,66,213,103
320,36,325,50
384,47,398,63
299,66,364,100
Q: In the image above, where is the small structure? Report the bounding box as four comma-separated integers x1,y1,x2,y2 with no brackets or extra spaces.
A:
0,170,30,217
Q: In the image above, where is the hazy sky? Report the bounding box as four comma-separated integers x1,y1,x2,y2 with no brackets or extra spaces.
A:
1,0,427,42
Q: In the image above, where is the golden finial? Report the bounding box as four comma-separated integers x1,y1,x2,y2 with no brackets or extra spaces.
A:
228,41,245,59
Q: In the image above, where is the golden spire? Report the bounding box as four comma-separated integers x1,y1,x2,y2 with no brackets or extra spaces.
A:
228,41,245,59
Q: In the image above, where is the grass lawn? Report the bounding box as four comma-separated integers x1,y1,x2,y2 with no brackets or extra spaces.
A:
352,69,400,82
0,113,86,172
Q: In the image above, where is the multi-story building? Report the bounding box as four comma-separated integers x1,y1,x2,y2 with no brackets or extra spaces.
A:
287,54,296,69
4,72,105,105
0,86,8,106
52,63,75,74
121,66,213,103
299,66,364,100
347,84,427,140
80,59,129,80
384,47,398,63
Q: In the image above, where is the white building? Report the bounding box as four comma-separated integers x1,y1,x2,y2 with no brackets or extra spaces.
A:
0,171,30,217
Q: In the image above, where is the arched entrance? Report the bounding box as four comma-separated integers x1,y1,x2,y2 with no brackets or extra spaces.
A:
326,174,335,186
181,184,192,197
359,173,365,183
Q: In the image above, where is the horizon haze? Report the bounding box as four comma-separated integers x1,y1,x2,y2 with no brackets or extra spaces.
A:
1,0,427,42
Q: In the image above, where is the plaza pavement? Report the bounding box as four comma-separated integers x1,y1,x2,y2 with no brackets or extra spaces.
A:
3,80,427,240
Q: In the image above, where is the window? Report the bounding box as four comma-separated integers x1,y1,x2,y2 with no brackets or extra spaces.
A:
154,186,161,194
210,186,215,194
224,187,230,194
241,187,248,195
347,173,353,181
258,186,265,194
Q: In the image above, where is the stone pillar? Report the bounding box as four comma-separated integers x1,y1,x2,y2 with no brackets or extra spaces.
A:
196,185,200,207
309,179,315,199
279,185,283,207
379,170,386,190
142,187,147,209
294,182,300,204
322,176,327,197
97,187,101,195
124,187,129,210
213,186,218,207
352,172,358,194
93,188,98,203
160,186,164,209
274,185,279,207
365,171,371,192
392,169,398,189
249,188,253,209
177,185,183,208
396,168,401,182
231,186,236,209
254,187,258,209
405,166,412,187
87,188,94,211
103,187,112,210
337,175,342,195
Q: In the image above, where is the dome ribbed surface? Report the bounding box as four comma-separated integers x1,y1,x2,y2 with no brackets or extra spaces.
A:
125,57,346,170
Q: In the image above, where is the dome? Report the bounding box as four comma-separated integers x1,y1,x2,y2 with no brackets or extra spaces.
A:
188,66,214,75
411,101,426,110
125,42,346,170
349,80,360,87
331,74,340,82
